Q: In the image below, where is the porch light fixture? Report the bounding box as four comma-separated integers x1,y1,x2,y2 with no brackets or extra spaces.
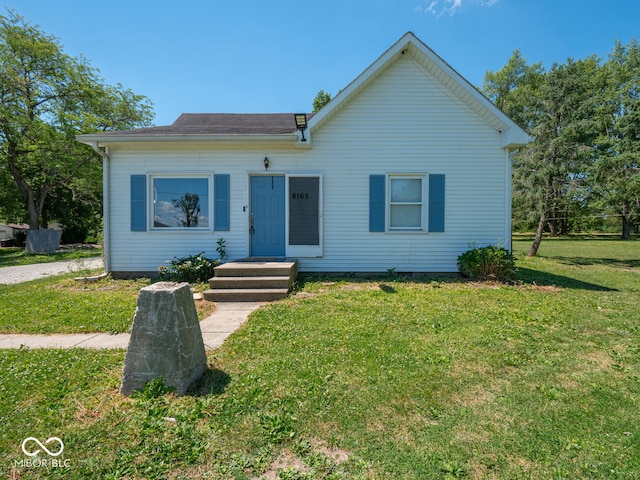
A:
294,113,307,141
264,157,270,170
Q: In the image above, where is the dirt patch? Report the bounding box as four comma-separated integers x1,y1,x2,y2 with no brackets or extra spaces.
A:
196,300,217,320
459,279,564,294
293,291,318,299
307,438,351,464
581,349,613,371
255,442,350,480
257,451,310,480
454,384,498,409
525,283,562,293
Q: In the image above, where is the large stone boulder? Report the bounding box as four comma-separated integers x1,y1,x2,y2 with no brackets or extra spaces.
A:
120,282,207,396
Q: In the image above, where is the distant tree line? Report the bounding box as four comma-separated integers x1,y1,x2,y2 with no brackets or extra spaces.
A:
482,40,640,255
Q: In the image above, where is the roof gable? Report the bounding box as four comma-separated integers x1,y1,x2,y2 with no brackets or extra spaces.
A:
77,32,528,150
309,32,529,150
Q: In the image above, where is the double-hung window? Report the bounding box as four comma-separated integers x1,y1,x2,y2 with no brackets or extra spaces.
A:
152,176,211,229
389,175,425,230
369,173,444,233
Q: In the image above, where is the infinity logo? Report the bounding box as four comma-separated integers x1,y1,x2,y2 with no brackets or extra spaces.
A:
21,437,64,457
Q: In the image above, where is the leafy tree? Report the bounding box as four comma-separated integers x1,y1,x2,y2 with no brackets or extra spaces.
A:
482,51,545,234
0,161,23,222
0,10,153,233
312,89,331,113
519,57,603,255
482,50,544,129
483,53,605,255
593,39,640,239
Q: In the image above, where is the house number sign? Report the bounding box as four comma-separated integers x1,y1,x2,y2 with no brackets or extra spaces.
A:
291,192,310,200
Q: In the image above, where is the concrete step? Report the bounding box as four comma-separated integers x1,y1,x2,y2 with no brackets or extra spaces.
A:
213,261,297,278
207,260,298,302
203,288,290,302
209,276,292,289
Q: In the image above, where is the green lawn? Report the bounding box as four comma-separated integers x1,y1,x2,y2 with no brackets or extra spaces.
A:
0,246,102,267
1,237,638,479
0,274,216,334
0,274,151,334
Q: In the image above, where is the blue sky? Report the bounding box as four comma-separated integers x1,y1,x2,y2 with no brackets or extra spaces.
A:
4,0,638,126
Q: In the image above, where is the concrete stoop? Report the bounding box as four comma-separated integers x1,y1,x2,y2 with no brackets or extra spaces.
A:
203,260,297,302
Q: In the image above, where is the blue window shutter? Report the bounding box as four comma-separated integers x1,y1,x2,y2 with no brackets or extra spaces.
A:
214,174,230,231
369,175,385,232
429,174,445,232
130,175,147,231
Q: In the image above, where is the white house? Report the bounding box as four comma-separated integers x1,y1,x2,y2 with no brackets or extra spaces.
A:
77,32,528,277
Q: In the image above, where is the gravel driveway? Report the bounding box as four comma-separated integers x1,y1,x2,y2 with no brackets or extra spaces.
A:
0,257,104,285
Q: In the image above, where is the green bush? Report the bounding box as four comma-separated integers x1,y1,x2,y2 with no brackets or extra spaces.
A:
457,245,516,281
158,252,220,284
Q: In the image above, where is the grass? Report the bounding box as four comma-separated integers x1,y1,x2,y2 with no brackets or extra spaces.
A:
0,274,216,334
1,237,639,479
0,246,102,267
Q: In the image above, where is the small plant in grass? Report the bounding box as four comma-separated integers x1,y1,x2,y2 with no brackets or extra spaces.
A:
260,404,297,444
131,376,176,400
457,244,516,281
158,252,220,283
441,460,468,478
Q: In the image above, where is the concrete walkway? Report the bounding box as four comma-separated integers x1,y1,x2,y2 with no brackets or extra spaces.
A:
0,258,265,350
0,302,265,350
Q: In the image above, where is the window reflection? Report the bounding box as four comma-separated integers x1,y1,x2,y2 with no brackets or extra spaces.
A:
153,178,209,228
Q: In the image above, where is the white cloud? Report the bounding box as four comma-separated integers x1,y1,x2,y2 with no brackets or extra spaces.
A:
426,1,438,14
417,0,498,17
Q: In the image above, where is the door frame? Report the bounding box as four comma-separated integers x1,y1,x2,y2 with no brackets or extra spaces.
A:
248,173,286,258
248,172,323,258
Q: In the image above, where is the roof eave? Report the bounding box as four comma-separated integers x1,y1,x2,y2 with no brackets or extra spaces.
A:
76,133,299,146
500,129,532,151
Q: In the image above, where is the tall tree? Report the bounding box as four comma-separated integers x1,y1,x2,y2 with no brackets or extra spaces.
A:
520,57,603,255
482,50,543,129
0,11,153,232
593,39,640,239
312,89,331,113
482,51,545,234
483,53,604,255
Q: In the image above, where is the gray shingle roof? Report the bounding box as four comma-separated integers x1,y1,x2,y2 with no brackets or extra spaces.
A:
94,113,310,136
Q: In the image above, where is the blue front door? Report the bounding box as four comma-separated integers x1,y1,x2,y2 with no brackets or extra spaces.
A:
250,175,285,257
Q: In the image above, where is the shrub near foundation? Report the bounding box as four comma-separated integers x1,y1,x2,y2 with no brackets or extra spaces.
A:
457,245,516,281
158,252,220,284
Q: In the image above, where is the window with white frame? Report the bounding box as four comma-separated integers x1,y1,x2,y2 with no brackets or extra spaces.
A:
389,175,425,230
152,176,211,228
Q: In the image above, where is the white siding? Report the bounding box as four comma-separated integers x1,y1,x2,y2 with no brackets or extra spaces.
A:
107,55,509,274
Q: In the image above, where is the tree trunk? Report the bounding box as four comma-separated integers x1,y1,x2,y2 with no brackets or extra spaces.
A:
5,142,40,230
621,203,632,240
528,212,546,257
